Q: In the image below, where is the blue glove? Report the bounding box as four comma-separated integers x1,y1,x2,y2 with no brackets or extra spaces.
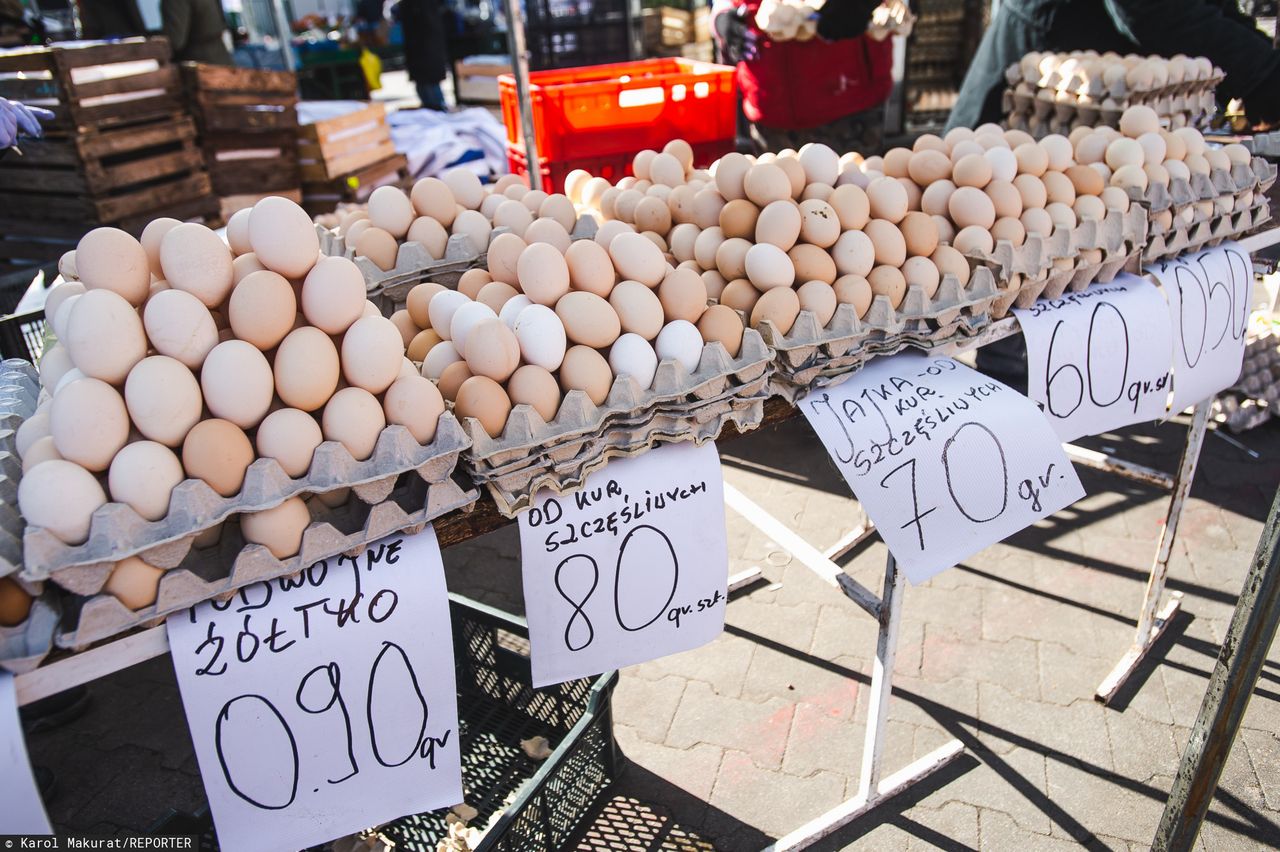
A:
0,98,54,147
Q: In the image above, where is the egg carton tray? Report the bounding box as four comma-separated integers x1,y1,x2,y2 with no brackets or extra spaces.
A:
55,474,479,650
461,329,772,468
1003,60,1223,104
468,397,767,516
317,223,487,298
0,589,58,674
466,379,769,480
21,414,472,583
1002,97,1218,138
1133,158,1276,217
1143,198,1272,263
0,360,41,580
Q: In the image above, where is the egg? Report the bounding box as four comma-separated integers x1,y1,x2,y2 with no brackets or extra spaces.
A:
237,496,311,559
831,230,875,277
406,282,445,329
77,227,151,305
442,167,485,209
64,288,147,385
697,304,744,357
867,266,908,309
984,146,1018,183
449,301,498,356
1040,134,1074,171
657,268,708,323
608,333,659,389
649,151,685,187
104,556,165,610
499,294,534,330
269,326,338,411
539,193,577,231
655,319,705,373
182,418,254,497
406,216,449,258
139,216,183,275
124,355,202,447
559,345,614,405
387,310,418,348
702,270,727,301
1016,209,1049,240
51,377,129,471
410,177,457,225
378,375,445,445
609,232,666,287
789,244,837,284
407,330,441,363
986,180,1024,219
750,287,801,335
21,435,61,473
713,152,751,200
463,318,521,382
948,187,997,230
1046,201,1078,229
907,149,952,186
368,186,415,238
668,222,700,262
107,440,183,521
691,188,727,229
513,303,568,370
256,408,323,478
1119,104,1160,138
15,406,50,459
828,275,869,318
341,315,406,394
512,241,570,306
200,340,273,429
741,162,790,207
436,361,473,401
455,375,512,437
902,256,941,298
322,387,386,460
232,252,267,284
1013,173,1048,210
43,282,84,329
953,225,995,255
159,223,234,309
899,211,939,258
744,243,795,291
720,278,761,314
452,209,492,253
423,340,463,379
1013,142,1050,177
795,280,837,327
354,227,399,272
507,364,562,423
345,219,373,244
864,219,907,267
1110,164,1149,191
225,270,296,351
18,457,109,544
0,577,32,627
748,200,795,250
930,245,971,286
548,291,618,349
456,268,492,301
952,154,993,189
798,142,840,186
609,281,665,340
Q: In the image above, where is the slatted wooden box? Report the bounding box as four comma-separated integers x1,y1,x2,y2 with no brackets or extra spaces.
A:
301,152,410,217
297,101,396,183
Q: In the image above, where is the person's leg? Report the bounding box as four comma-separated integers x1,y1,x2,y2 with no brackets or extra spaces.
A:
416,80,447,111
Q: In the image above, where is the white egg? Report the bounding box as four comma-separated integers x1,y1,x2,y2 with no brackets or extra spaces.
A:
655,320,704,374
427,290,470,340
608,333,659,390
514,304,567,371
984,147,1018,183
449,301,498,356
500,294,534,330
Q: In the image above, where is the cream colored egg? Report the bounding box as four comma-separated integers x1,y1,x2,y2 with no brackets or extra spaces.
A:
51,377,129,472
76,227,151,306
200,340,274,429
64,289,147,385
228,270,297,351
248,196,322,280
411,177,457,225
18,458,107,544
342,315,406,394
104,556,165,610
368,186,415,238
124,355,202,447
755,200,802,250
232,252,268,285
407,215,449,258
864,219,907,267
796,280,838,327
182,418,253,497
609,232,666,287
749,287,801,335
21,435,61,473
241,497,312,559
833,274,873,317
506,364,561,423
831,230,875,277
108,440,183,521
383,375,445,444
517,241,571,305
226,208,254,256
274,327,340,412
609,281,665,340
161,223,234,308
322,387,386,460
464,318,521,382
744,243,795,291
255,408,322,478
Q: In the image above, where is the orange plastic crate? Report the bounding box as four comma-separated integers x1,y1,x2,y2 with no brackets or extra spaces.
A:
499,58,737,166
506,139,734,195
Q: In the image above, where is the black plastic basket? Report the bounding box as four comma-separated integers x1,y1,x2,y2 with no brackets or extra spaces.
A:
380,594,619,850
525,0,641,71
0,308,46,363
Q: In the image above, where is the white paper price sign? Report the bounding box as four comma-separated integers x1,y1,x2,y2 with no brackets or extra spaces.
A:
0,672,53,834
518,441,728,687
168,528,461,852
1013,273,1174,441
1147,242,1251,413
801,352,1085,583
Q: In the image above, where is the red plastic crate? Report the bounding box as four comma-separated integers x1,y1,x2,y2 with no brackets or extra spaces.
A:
498,58,737,166
506,139,734,195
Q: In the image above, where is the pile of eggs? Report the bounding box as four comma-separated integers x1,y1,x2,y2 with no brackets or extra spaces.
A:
400,224,749,440
320,168,582,272
1005,51,1221,133
16,196,446,612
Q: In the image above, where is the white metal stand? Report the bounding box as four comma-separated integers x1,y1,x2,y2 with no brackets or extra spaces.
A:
723,484,965,851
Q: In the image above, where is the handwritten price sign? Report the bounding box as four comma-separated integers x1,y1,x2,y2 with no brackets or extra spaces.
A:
1014,273,1174,441
1146,242,1250,413
518,441,728,687
168,528,461,852
801,352,1084,583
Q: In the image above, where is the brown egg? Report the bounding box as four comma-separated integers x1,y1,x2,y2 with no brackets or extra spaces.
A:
693,305,742,358
992,217,1027,246
383,375,445,444
411,177,457,225
867,177,909,224
464,318,521,382
948,187,997,230
952,154,994,189
864,220,907,267
930,245,971,286
1021,207,1054,238
389,309,419,347
834,275,873,317
565,239,616,297
322,387,387,460
341,315,406,394
256,408,322,477
355,227,400,272
720,278,760,314
657,267,708,323
514,241,572,308
634,196,672,234
507,364,561,423
907,150,952,185
1014,143,1049,177
78,227,151,305
228,270,297,350
437,360,474,401
407,282,446,328
557,346,612,406
750,287,801,335
985,180,1023,220
455,375,512,437
241,497,311,559
868,266,908,309
789,244,837,284
609,280,665,340
476,281,519,315
715,237,752,280
899,211,939,258
407,216,448,258
486,232,526,286
104,556,165,610
458,268,493,301
183,418,254,497
882,147,913,178
275,327,340,411
796,280,838,327
755,200,801,250
743,162,791,206
953,225,995,255
0,577,32,627
829,185,871,230
1042,171,1076,206
1064,164,1105,197
797,199,840,248
902,256,941,298
1013,174,1048,210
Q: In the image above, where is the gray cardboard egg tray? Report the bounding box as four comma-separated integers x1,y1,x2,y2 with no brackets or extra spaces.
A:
55,472,479,650
1143,198,1273,263
0,359,40,580
22,414,473,584
1002,68,1223,135
1137,158,1277,262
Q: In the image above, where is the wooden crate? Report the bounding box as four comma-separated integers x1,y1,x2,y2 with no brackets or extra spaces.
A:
297,102,395,183
301,152,410,217
0,38,182,133
455,59,511,104
219,188,303,220
0,115,212,223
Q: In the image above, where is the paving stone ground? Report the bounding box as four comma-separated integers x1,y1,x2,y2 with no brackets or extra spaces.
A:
24,409,1280,850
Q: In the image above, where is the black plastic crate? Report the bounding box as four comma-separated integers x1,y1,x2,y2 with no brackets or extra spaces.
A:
525,0,642,70
0,308,45,363
150,595,619,852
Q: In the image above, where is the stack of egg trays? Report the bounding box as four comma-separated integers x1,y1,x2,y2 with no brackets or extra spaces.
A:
965,205,1147,319
756,265,1001,403
1001,66,1223,138
1140,157,1277,263
0,361,59,672
18,415,478,650
460,330,773,516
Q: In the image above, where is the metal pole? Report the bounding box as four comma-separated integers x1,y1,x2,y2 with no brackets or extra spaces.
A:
1152,483,1280,851
269,0,297,72
502,0,543,192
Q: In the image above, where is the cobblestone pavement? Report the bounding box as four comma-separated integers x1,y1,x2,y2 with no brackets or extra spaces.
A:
25,410,1280,850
